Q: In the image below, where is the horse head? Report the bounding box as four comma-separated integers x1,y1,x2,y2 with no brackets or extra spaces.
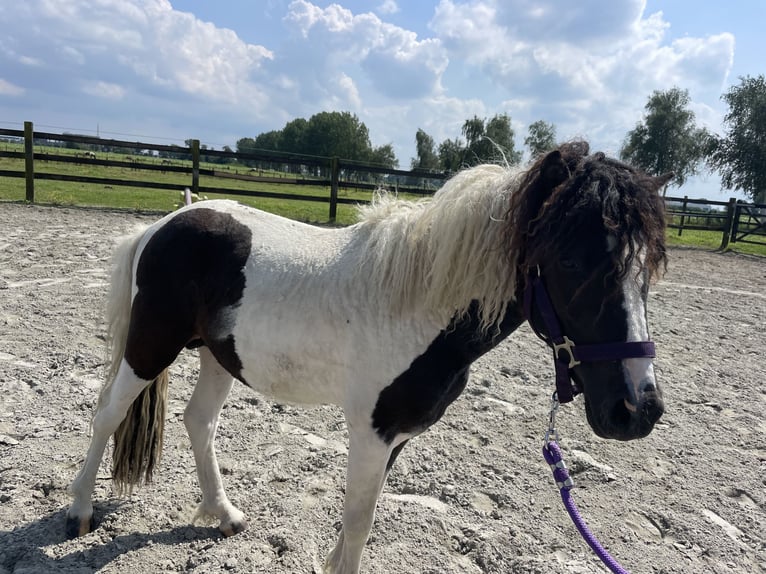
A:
509,143,672,441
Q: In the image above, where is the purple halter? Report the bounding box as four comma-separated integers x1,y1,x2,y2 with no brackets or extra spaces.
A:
523,269,656,404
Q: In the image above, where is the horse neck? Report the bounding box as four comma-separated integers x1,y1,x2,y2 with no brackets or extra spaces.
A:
358,165,521,332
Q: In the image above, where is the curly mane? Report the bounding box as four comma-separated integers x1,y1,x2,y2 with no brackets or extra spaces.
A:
506,142,668,284
354,142,668,333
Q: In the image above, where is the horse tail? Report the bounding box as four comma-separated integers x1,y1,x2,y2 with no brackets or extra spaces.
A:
94,229,169,495
111,368,169,495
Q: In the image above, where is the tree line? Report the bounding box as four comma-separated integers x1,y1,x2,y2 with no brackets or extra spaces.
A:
234,110,555,175
235,75,764,201
48,75,765,201
621,75,766,202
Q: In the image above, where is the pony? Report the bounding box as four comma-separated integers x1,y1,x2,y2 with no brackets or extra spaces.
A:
66,142,671,574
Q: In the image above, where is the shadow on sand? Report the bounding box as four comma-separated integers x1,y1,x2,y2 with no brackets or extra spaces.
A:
0,503,220,572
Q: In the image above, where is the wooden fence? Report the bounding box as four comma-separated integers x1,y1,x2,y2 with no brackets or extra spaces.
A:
0,121,448,221
2,122,764,247
665,195,766,249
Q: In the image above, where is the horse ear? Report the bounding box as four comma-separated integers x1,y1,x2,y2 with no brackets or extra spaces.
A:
654,172,674,189
539,150,570,190
517,149,571,234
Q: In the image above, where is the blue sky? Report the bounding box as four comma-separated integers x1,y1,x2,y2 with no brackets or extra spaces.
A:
0,1,762,198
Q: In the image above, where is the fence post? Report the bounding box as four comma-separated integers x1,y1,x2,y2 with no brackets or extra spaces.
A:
329,156,339,222
191,139,200,195
24,121,34,202
678,195,688,236
719,197,737,250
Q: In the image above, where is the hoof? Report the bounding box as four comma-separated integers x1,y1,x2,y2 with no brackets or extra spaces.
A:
65,514,96,539
219,519,248,538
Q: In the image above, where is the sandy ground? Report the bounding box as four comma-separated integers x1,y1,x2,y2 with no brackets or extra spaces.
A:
0,202,764,574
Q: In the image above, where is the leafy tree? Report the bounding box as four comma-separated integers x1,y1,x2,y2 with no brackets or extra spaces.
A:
524,120,557,158
620,87,709,191
438,138,464,172
411,128,440,170
236,137,256,155
368,143,398,168
461,116,485,163
708,75,766,202
240,111,399,166
461,113,521,166
486,114,522,165
253,130,282,151
303,111,371,159
281,118,309,155
235,137,258,166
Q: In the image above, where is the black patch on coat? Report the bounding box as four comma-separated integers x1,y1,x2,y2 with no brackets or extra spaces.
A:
372,301,525,444
125,208,252,381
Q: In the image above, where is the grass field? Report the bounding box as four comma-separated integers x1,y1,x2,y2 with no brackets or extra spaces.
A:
666,227,766,256
1,142,764,256
0,143,377,224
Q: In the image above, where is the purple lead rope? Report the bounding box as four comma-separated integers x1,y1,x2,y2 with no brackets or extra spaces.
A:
542,441,630,574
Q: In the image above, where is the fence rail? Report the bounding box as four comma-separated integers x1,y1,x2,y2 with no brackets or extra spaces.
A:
665,195,766,249
2,122,765,247
0,121,448,221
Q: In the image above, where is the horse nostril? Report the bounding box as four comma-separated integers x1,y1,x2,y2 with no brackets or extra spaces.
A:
639,379,658,394
610,399,632,429
643,394,664,425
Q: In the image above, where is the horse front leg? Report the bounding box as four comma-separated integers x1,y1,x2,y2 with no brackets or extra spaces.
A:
185,347,247,536
324,425,405,574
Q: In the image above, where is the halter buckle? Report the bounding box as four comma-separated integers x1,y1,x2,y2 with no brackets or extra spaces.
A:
553,336,581,369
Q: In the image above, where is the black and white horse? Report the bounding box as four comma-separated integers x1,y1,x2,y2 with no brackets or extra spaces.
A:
67,142,671,573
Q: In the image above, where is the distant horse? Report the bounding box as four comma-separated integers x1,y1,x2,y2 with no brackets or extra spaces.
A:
66,142,671,574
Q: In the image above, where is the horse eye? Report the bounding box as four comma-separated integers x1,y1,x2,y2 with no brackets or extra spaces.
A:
560,257,581,271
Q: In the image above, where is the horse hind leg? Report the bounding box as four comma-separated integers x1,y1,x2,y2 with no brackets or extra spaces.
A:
66,360,161,538
185,346,246,536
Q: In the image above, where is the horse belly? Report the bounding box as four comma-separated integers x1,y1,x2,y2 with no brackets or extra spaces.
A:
229,303,442,411
231,317,349,406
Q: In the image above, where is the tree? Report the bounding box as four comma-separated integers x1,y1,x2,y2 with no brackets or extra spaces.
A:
524,120,556,158
253,130,282,151
411,128,440,170
303,111,371,159
368,143,398,168
281,118,309,155
620,87,710,191
236,137,256,154
485,113,522,165
437,138,464,172
461,113,521,166
240,111,399,166
708,75,766,202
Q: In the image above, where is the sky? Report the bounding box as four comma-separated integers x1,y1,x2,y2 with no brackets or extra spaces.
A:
0,0,762,199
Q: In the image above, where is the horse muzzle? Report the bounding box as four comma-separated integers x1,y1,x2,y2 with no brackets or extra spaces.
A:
586,378,664,441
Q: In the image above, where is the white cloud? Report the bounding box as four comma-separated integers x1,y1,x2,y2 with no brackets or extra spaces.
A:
0,79,25,96
82,81,126,100
428,0,734,152
0,0,739,184
1,0,274,107
18,55,44,67
336,73,362,109
377,1,400,16
284,0,448,100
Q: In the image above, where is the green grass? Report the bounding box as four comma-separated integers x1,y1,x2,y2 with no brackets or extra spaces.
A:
0,143,374,224
2,142,765,256
667,227,766,256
